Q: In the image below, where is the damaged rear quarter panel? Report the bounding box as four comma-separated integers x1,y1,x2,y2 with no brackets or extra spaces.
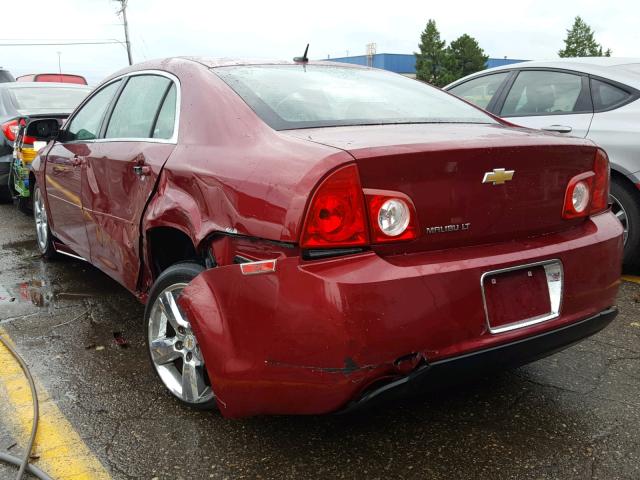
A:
177,255,410,417
140,64,353,247
138,60,353,292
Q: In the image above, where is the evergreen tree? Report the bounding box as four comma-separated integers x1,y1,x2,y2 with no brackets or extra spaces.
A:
444,34,488,83
414,20,448,86
559,16,611,57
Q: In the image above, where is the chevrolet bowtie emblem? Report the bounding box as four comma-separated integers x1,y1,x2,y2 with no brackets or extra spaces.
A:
482,168,515,185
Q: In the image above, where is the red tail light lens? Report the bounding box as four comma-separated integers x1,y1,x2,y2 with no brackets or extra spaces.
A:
1,119,36,144
300,165,368,248
1,120,19,142
562,148,610,219
590,148,610,214
364,189,419,243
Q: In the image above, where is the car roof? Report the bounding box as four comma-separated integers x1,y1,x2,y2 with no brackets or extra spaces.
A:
100,56,368,82
180,56,367,69
446,57,640,90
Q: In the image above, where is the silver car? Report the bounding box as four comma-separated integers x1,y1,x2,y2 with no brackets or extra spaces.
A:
445,58,640,268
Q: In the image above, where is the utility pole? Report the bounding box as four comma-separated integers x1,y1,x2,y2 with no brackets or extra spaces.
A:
114,0,133,65
56,51,62,74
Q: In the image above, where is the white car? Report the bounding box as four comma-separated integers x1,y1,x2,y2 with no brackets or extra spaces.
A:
446,58,640,268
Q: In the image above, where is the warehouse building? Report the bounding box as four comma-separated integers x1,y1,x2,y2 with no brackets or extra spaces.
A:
328,53,527,77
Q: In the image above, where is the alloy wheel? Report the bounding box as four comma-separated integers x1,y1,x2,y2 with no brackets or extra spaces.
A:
147,283,214,404
610,193,629,246
33,187,49,252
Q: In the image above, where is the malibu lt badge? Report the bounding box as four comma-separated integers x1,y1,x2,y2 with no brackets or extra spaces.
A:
426,222,471,235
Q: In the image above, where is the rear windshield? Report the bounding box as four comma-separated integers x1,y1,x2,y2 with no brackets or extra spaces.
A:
8,86,90,113
215,65,496,130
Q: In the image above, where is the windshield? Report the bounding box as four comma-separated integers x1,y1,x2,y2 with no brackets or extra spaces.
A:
215,65,496,130
8,86,91,113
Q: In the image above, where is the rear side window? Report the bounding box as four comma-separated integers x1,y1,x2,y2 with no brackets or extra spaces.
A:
448,72,510,109
591,79,630,110
501,71,586,116
67,80,121,141
152,84,177,139
105,75,171,139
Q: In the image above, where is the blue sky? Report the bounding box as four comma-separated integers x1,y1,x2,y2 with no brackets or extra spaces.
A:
1,0,637,85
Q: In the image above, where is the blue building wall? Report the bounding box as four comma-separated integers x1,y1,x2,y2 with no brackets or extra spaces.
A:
328,53,528,74
485,57,529,69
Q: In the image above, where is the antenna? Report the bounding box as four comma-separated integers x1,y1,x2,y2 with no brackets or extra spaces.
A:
294,44,310,63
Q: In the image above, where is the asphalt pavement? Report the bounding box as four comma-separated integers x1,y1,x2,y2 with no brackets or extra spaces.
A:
0,202,639,480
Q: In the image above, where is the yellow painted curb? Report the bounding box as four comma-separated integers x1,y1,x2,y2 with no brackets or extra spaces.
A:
621,275,640,285
0,328,111,479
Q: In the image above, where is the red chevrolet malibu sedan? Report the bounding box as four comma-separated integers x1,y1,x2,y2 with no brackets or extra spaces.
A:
27,58,622,418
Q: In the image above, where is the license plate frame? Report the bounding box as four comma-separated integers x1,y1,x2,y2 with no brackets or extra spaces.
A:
480,259,563,334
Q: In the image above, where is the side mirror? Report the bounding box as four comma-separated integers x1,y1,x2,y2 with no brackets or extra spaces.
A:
25,118,61,142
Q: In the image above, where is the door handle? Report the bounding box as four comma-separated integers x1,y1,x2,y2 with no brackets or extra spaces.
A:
133,165,151,177
71,155,84,166
542,125,573,134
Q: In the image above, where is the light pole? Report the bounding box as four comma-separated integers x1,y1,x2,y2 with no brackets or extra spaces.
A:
113,0,133,65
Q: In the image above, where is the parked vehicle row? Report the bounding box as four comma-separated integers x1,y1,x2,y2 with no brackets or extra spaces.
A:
25,57,622,417
0,82,91,204
445,58,640,268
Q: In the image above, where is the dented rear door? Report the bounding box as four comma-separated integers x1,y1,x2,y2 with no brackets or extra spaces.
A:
82,75,178,292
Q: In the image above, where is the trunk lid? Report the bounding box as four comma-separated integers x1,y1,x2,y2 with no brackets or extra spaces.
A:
284,123,598,254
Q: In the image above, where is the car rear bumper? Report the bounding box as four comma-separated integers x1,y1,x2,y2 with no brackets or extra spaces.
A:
178,212,623,418
339,306,617,414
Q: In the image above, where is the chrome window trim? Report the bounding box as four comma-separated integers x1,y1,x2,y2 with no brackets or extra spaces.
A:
480,259,564,335
62,69,181,145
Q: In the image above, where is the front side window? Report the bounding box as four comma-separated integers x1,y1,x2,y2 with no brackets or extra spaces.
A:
591,79,630,110
215,65,496,130
66,80,121,141
105,75,171,139
448,72,510,109
501,71,586,116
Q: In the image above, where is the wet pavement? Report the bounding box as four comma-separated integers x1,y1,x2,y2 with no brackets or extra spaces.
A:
0,201,639,480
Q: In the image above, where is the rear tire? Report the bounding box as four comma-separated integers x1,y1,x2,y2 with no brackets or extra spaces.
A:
0,185,11,203
1,165,14,203
18,195,32,215
144,262,217,410
610,178,640,271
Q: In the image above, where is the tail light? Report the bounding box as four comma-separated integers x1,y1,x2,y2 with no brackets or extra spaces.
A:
300,165,369,248
300,165,420,249
590,148,609,214
1,119,36,144
562,148,610,219
1,120,19,142
364,189,419,243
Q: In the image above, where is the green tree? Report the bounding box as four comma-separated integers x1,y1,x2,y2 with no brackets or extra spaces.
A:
414,19,448,86
443,34,488,83
558,16,611,57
